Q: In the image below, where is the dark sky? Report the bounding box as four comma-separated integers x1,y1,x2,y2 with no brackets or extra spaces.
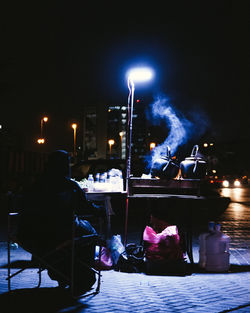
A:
1,1,249,152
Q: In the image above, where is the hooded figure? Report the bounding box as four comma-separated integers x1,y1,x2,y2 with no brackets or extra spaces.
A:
18,150,102,294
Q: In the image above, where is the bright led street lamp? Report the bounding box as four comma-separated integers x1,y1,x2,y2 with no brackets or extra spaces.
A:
126,66,154,192
124,66,153,244
127,67,154,83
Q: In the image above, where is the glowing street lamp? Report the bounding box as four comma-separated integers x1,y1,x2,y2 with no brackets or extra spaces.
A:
108,139,115,156
127,68,153,83
41,116,48,138
72,123,77,157
119,131,124,158
126,67,154,191
149,142,156,151
37,138,45,144
119,131,124,143
124,66,153,245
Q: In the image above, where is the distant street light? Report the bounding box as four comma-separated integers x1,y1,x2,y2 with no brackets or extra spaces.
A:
119,131,124,158
119,131,124,142
37,138,45,144
149,142,156,151
108,139,115,156
72,123,77,157
41,116,48,138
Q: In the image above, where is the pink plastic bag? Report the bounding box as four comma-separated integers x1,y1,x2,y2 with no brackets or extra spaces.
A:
94,246,113,270
143,225,184,261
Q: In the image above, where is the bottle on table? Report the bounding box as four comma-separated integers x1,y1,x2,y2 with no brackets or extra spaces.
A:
118,172,124,191
95,173,100,181
87,174,94,191
100,173,106,183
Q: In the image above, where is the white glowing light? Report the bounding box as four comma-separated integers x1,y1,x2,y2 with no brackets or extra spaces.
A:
127,67,154,83
234,180,241,187
222,180,229,188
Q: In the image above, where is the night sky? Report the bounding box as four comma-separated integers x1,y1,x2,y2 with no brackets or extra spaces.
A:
1,1,249,153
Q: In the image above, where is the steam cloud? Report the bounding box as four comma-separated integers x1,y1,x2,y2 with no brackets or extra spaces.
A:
147,95,193,167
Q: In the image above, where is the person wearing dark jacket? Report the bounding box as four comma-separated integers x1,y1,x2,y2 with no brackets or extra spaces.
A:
18,150,103,294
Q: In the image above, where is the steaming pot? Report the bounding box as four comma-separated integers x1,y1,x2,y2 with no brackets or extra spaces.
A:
180,145,207,179
150,146,179,179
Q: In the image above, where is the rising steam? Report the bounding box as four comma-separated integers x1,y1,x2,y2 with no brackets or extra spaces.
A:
147,95,193,167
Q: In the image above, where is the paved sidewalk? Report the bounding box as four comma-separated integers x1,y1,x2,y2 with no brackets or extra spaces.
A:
1,236,250,313
1,189,250,313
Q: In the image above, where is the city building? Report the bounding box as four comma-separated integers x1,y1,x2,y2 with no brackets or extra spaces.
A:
82,103,107,160
82,100,151,162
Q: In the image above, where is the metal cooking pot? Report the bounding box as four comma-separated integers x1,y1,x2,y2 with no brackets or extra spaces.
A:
150,146,179,179
180,145,207,179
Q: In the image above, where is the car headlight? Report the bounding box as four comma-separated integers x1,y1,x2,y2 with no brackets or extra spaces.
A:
234,180,241,187
222,180,229,187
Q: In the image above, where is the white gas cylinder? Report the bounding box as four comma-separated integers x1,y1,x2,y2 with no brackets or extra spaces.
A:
198,221,215,268
205,223,230,272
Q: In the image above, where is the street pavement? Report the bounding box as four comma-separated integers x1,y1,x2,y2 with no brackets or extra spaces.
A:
0,187,250,313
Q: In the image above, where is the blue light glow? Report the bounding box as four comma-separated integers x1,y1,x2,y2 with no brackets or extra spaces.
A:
127,67,154,83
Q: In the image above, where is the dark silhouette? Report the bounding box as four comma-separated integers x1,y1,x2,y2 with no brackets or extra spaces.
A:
17,150,103,294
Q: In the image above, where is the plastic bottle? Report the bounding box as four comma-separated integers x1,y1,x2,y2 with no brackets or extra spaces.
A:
205,223,230,272
87,174,94,191
106,172,110,184
100,173,106,183
118,172,124,191
109,173,117,191
198,221,215,268
95,173,100,182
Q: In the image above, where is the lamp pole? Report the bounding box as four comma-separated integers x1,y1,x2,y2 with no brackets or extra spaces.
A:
125,67,153,193
124,67,153,245
108,139,115,157
41,116,48,138
72,123,77,158
37,116,48,145
119,131,124,159
126,77,135,193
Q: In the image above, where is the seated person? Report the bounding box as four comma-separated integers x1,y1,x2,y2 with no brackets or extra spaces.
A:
18,150,104,294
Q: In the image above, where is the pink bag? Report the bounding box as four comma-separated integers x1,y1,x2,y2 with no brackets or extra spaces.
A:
143,225,184,261
94,246,113,270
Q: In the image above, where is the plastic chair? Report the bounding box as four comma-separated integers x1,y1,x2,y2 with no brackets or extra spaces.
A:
6,191,102,298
